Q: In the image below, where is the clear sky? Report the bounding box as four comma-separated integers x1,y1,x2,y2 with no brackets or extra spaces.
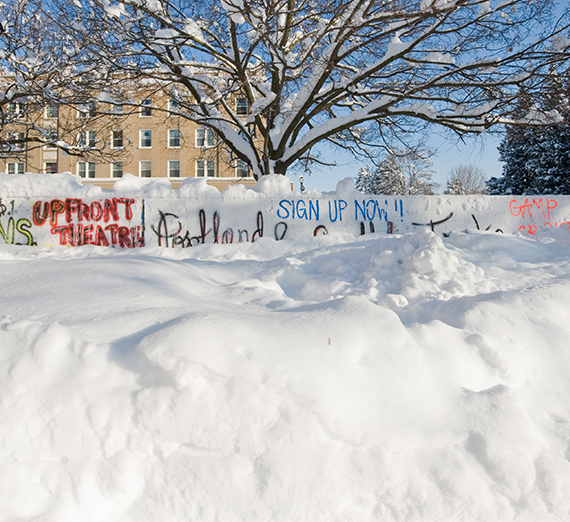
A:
296,133,504,194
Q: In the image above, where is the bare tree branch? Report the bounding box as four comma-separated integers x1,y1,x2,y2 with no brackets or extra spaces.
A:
46,0,570,177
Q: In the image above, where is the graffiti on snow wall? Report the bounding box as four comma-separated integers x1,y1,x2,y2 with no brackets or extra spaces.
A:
0,198,35,245
0,196,143,247
141,194,570,248
1,177,570,248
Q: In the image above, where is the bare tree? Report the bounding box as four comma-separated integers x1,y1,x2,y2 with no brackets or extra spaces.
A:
444,164,487,194
49,0,570,178
0,0,125,159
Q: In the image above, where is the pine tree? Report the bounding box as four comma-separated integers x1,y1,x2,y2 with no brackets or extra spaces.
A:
489,68,570,195
355,151,438,195
355,166,379,194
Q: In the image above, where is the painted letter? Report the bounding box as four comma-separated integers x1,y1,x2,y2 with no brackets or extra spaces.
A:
277,200,291,219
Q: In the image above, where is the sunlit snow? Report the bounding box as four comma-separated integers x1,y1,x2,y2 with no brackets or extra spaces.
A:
1,184,570,521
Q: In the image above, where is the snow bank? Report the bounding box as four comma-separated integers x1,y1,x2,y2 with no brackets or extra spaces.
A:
1,228,570,521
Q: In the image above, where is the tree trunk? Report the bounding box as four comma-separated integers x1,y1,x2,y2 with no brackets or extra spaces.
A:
273,161,287,176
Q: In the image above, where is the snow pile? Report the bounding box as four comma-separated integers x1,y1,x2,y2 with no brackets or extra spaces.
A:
1,226,570,521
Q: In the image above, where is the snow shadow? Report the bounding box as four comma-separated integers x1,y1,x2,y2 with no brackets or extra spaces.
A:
107,319,179,388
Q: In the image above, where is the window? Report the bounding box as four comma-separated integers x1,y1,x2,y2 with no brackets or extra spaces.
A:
44,162,58,174
236,159,249,178
168,129,180,148
140,98,152,117
140,160,152,177
196,128,215,148
79,131,96,148
196,159,215,177
112,162,123,178
8,102,25,119
112,130,123,148
45,130,58,149
168,160,180,178
236,97,248,115
7,162,24,175
140,129,152,148
78,102,96,118
88,130,96,147
14,132,25,151
46,104,59,119
168,98,180,113
78,162,96,178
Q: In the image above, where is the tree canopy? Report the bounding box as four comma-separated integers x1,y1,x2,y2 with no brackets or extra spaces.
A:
4,0,570,177
0,0,127,156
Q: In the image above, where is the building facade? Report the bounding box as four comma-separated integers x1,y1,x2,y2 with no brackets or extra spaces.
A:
1,89,256,191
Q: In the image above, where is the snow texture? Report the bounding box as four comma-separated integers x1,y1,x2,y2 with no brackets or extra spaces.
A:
1,174,570,521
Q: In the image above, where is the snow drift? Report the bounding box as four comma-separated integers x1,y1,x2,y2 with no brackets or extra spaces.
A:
1,175,570,521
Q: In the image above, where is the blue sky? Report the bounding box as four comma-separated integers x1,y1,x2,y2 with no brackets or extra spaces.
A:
295,134,503,193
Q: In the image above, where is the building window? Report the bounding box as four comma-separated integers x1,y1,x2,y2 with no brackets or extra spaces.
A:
14,132,25,151
196,159,215,177
45,104,59,119
168,129,180,148
8,102,25,119
196,128,215,148
236,159,249,178
45,130,58,149
78,102,96,118
168,98,180,113
112,130,123,148
140,160,152,177
236,97,248,115
7,162,24,175
78,162,96,178
44,162,58,174
78,131,95,148
168,160,180,178
112,162,123,178
140,98,152,117
140,129,152,148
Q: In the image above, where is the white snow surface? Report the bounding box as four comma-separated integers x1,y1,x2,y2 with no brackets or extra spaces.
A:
2,196,570,520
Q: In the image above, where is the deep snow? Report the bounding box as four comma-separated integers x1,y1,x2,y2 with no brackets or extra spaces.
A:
1,226,570,520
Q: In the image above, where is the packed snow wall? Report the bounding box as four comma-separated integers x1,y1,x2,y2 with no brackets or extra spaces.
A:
1,174,570,247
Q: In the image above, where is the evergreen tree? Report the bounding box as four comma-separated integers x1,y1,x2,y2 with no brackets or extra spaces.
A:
355,166,379,194
355,152,438,195
489,68,570,194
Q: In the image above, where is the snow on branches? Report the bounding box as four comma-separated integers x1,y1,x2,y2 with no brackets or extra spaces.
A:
356,150,438,196
39,0,570,176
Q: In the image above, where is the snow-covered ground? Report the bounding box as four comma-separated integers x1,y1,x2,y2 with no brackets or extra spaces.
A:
1,225,570,520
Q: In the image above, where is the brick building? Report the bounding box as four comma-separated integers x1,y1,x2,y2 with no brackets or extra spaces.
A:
1,88,256,191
